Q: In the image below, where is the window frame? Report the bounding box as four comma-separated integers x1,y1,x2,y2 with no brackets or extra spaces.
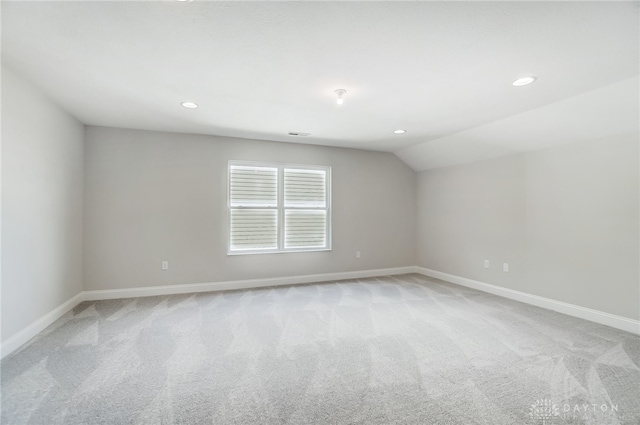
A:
227,160,332,255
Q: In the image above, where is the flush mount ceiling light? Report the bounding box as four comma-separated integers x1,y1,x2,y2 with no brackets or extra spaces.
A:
335,89,347,105
512,76,537,87
180,101,198,109
393,129,407,134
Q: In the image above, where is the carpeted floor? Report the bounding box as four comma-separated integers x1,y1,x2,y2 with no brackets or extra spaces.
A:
2,273,639,424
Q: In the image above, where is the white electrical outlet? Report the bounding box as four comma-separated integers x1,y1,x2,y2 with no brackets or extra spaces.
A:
356,251,361,259
162,261,169,270
503,263,509,272
484,260,490,269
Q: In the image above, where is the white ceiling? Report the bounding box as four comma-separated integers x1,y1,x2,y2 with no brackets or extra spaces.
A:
2,1,638,167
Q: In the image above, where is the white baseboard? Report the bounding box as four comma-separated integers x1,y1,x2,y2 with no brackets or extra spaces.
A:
1,292,86,359
0,266,415,359
83,266,417,301
4,265,636,359
415,266,640,335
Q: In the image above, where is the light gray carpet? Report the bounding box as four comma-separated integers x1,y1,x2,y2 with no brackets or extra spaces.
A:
2,274,639,425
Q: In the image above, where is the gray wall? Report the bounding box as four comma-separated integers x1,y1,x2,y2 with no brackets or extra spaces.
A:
1,66,84,342
84,126,416,291
4,70,637,343
417,132,640,320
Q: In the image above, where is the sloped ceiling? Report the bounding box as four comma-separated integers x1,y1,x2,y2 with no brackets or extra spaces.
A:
397,77,639,171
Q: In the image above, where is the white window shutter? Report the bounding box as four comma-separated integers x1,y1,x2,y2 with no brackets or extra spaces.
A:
230,209,277,251
229,165,278,251
284,169,326,208
285,210,327,249
229,165,277,207
284,169,327,249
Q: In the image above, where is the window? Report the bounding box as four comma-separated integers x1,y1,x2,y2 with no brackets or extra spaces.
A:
228,161,331,254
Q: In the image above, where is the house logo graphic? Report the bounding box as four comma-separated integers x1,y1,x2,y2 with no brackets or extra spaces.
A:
529,399,560,424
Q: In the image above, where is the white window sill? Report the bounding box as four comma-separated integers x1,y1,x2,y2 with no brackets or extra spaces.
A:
227,248,332,256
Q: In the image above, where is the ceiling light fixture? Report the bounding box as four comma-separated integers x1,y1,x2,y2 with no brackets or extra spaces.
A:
393,129,406,134
512,76,537,87
335,89,346,105
181,101,198,109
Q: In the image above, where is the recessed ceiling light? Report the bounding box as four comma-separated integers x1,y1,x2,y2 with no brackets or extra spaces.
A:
512,76,537,87
181,101,198,109
393,129,406,134
335,89,346,105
